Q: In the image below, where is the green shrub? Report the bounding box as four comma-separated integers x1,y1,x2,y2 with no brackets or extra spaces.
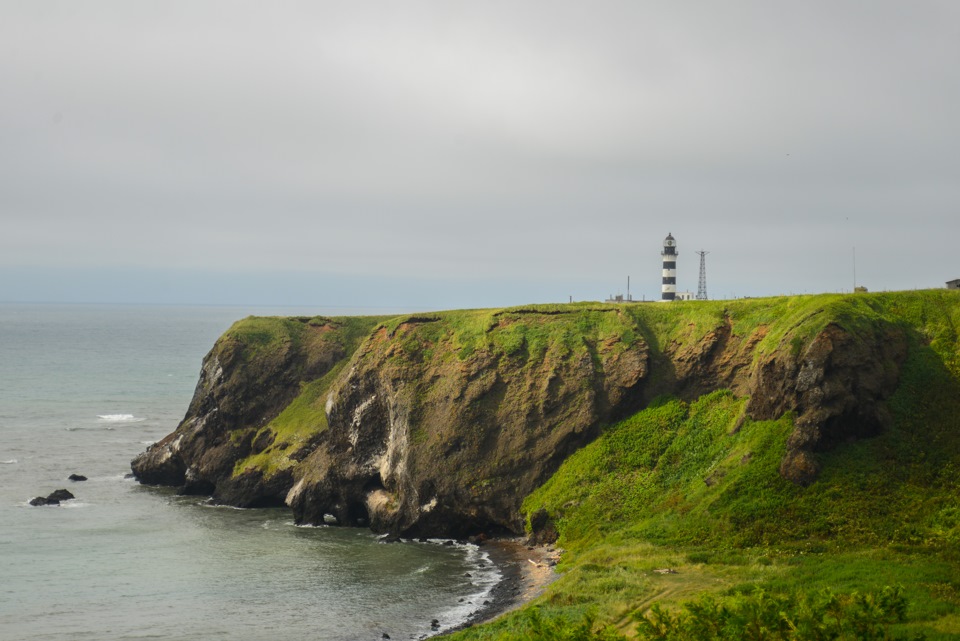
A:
633,586,918,641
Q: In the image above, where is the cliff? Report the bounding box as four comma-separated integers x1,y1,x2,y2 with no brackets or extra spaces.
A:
132,291,958,538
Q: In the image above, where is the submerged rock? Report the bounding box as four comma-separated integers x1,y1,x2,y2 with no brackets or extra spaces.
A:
68,474,87,482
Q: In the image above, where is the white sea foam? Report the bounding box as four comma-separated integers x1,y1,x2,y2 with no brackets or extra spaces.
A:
289,520,329,529
97,414,145,423
426,543,502,635
19,499,87,508
2,459,17,464
199,502,246,510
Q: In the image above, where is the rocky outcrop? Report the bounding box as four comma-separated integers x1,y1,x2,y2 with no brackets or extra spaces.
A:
30,489,75,506
748,323,907,484
131,299,914,537
286,311,650,536
132,316,359,494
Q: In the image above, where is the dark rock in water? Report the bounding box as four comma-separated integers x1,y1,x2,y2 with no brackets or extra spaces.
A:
47,489,75,502
68,474,87,482
380,534,401,544
382,634,390,639
430,619,440,630
28,489,75,505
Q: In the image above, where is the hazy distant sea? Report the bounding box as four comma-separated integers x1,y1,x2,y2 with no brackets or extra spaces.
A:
0,304,498,641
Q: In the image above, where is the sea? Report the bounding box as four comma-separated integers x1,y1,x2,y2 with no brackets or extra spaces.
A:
0,303,499,641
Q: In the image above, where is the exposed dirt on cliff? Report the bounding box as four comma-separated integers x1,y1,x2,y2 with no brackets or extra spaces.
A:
748,323,907,484
286,309,651,536
132,299,913,538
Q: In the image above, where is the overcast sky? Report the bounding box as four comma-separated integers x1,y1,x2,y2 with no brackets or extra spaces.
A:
1,1,958,310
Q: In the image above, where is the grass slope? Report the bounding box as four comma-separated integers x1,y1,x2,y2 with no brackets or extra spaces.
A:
227,314,390,478
445,290,960,640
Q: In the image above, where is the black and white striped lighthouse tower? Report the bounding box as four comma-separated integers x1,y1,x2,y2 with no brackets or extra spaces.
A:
661,232,677,301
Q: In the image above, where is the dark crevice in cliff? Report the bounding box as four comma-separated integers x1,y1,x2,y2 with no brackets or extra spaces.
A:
345,501,370,527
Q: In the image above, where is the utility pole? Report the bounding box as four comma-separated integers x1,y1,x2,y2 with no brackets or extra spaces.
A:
696,251,709,300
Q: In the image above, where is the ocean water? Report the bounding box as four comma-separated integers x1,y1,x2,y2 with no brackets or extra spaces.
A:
0,304,499,641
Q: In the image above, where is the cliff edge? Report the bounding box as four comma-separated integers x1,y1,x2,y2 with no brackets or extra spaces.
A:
132,292,946,538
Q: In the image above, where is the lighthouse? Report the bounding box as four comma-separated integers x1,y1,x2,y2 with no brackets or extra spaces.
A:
661,233,677,301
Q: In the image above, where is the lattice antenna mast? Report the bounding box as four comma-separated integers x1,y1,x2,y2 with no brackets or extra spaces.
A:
696,251,709,300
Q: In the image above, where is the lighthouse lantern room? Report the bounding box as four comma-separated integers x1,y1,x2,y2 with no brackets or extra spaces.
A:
661,233,677,301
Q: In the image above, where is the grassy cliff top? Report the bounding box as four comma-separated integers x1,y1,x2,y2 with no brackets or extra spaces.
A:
444,289,960,640
219,290,959,378
337,291,960,389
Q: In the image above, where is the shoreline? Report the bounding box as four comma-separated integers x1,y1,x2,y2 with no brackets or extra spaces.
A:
442,538,561,636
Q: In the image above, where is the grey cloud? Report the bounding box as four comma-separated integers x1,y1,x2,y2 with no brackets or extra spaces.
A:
1,1,958,305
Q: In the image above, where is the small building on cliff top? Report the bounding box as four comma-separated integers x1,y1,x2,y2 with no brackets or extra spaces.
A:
948,279,960,290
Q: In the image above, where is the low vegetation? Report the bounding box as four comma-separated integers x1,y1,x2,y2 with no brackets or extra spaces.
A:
446,290,960,640
225,314,389,478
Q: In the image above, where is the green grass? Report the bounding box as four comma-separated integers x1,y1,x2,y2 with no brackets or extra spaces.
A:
446,290,960,640
232,362,346,478
521,391,802,552
378,304,645,369
224,314,390,479
222,314,391,363
220,315,305,363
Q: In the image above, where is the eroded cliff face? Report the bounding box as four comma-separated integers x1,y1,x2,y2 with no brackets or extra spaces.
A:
131,316,360,500
132,301,911,537
749,323,907,484
286,312,650,536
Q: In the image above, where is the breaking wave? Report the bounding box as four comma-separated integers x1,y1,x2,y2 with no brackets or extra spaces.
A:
97,414,145,423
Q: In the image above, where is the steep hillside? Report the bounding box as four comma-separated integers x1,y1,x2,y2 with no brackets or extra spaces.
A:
133,291,955,543
447,290,960,640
